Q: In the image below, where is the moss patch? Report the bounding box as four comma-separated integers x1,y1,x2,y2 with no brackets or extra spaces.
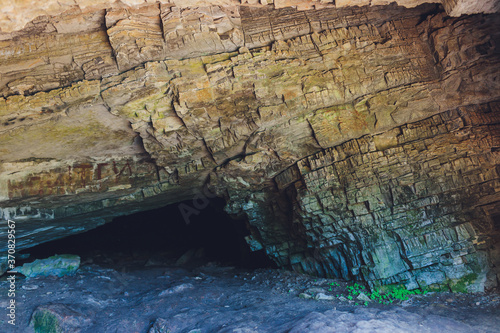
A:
421,283,451,293
31,310,62,333
419,273,479,293
449,273,478,293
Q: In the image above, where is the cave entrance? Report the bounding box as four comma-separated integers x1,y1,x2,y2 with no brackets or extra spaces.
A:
19,197,275,271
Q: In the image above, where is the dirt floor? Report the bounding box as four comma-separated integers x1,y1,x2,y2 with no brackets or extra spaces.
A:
1,252,500,333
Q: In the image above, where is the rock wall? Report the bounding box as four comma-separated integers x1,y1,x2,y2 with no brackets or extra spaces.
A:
3,0,500,34
248,102,499,291
0,2,499,290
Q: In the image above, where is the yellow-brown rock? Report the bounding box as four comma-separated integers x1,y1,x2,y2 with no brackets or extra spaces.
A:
0,1,499,291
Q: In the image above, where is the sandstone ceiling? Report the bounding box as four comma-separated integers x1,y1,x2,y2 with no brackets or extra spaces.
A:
1,0,500,33
0,0,499,292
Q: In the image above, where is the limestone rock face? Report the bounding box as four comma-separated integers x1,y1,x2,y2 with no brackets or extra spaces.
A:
0,1,499,291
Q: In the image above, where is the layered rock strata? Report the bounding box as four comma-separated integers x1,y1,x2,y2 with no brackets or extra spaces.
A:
0,2,499,290
3,0,500,34
231,102,499,291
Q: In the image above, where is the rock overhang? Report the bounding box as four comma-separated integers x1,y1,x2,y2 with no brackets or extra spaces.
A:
0,0,499,291
1,0,499,34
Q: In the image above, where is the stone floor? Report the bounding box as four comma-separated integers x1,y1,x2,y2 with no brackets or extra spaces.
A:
1,254,499,332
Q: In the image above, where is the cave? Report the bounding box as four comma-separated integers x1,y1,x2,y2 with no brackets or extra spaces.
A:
18,197,275,270
1,0,500,331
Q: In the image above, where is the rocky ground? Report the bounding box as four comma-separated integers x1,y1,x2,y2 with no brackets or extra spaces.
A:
0,252,499,333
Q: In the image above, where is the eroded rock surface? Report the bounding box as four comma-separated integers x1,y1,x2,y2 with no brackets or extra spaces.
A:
3,0,500,34
2,263,500,332
0,1,499,291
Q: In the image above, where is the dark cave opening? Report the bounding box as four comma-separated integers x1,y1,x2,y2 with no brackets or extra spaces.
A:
19,197,276,271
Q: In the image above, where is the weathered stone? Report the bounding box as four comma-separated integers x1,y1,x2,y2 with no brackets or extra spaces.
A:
149,318,170,333
357,292,371,302
0,15,118,97
442,0,500,16
159,283,195,296
0,2,499,290
314,292,335,300
106,4,165,72
242,102,499,289
30,303,93,333
161,5,243,59
13,254,80,278
2,1,497,35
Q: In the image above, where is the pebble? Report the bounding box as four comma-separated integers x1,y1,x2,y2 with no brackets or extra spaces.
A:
305,287,326,294
401,299,413,307
315,293,335,301
22,284,39,290
356,292,371,303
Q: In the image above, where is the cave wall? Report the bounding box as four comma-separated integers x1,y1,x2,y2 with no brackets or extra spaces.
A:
227,102,499,291
1,0,499,34
0,1,499,290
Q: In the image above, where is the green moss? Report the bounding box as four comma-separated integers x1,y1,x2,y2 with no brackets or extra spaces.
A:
419,273,479,293
32,311,62,333
378,283,398,294
421,283,450,293
449,273,478,293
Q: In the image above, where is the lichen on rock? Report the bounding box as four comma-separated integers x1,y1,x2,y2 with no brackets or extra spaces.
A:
13,254,81,278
